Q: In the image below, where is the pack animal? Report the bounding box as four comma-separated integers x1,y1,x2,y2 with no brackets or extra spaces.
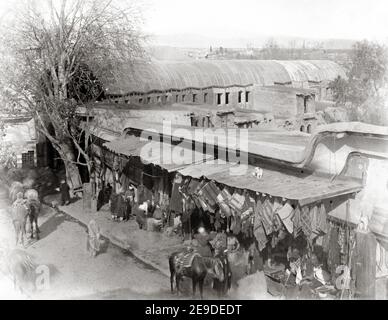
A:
168,249,229,299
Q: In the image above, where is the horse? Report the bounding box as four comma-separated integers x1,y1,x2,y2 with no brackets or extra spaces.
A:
169,250,228,299
11,197,29,247
26,199,41,240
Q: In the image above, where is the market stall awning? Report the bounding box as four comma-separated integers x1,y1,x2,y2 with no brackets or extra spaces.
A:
88,124,121,142
103,135,148,157
178,160,363,206
140,141,214,172
103,137,214,172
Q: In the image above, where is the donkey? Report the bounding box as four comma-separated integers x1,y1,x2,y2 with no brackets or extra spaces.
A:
169,250,228,299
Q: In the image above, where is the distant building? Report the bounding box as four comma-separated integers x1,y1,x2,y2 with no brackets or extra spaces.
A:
101,59,345,133
1,115,37,168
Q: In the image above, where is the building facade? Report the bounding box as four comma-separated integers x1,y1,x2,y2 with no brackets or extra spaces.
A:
101,59,345,133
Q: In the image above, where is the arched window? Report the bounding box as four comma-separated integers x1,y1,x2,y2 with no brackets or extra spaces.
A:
307,124,312,133
300,125,305,132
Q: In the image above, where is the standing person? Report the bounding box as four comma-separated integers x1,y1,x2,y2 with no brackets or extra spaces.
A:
109,190,118,221
86,219,101,257
194,227,214,257
97,182,105,212
59,179,71,206
135,201,148,230
104,183,112,204
90,165,96,198
124,186,135,221
116,189,126,222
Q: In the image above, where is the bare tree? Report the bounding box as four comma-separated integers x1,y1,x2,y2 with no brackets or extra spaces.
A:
0,0,147,192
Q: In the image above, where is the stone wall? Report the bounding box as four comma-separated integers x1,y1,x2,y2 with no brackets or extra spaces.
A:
252,86,296,117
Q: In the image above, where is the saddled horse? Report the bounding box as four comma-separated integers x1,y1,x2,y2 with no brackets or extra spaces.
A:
169,249,229,299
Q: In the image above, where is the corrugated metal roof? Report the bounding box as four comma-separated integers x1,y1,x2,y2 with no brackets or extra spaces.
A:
104,60,345,95
177,160,362,205
276,60,346,83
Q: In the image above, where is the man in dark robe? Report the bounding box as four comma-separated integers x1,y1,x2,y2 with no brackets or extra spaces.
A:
104,183,112,204
59,179,71,206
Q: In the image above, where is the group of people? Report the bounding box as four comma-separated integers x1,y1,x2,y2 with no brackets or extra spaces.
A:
109,186,135,222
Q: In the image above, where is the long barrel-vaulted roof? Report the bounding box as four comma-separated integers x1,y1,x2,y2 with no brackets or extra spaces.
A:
105,60,346,95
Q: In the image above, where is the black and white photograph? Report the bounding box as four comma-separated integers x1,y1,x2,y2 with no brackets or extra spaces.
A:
0,0,388,304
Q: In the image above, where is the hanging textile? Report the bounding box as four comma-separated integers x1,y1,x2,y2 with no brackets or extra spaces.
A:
216,188,233,217
273,212,283,233
277,201,294,234
309,204,320,242
187,179,201,194
272,197,283,214
191,179,207,210
255,197,264,217
229,191,245,214
293,206,303,238
300,205,312,239
170,174,184,213
254,221,268,251
197,180,220,213
121,157,143,187
261,198,274,236
310,204,319,235
317,202,329,234
322,223,331,253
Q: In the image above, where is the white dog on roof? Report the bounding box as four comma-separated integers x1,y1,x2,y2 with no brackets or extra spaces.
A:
252,167,263,179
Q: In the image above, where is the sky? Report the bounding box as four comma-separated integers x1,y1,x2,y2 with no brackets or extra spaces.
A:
0,0,387,42
141,0,388,41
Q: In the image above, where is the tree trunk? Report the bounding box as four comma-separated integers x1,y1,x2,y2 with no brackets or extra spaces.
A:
57,141,83,195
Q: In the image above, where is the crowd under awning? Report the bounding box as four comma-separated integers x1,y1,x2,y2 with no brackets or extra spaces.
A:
102,135,363,207
177,159,363,206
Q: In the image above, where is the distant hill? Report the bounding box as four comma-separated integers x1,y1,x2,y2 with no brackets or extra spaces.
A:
146,46,193,61
150,33,357,50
